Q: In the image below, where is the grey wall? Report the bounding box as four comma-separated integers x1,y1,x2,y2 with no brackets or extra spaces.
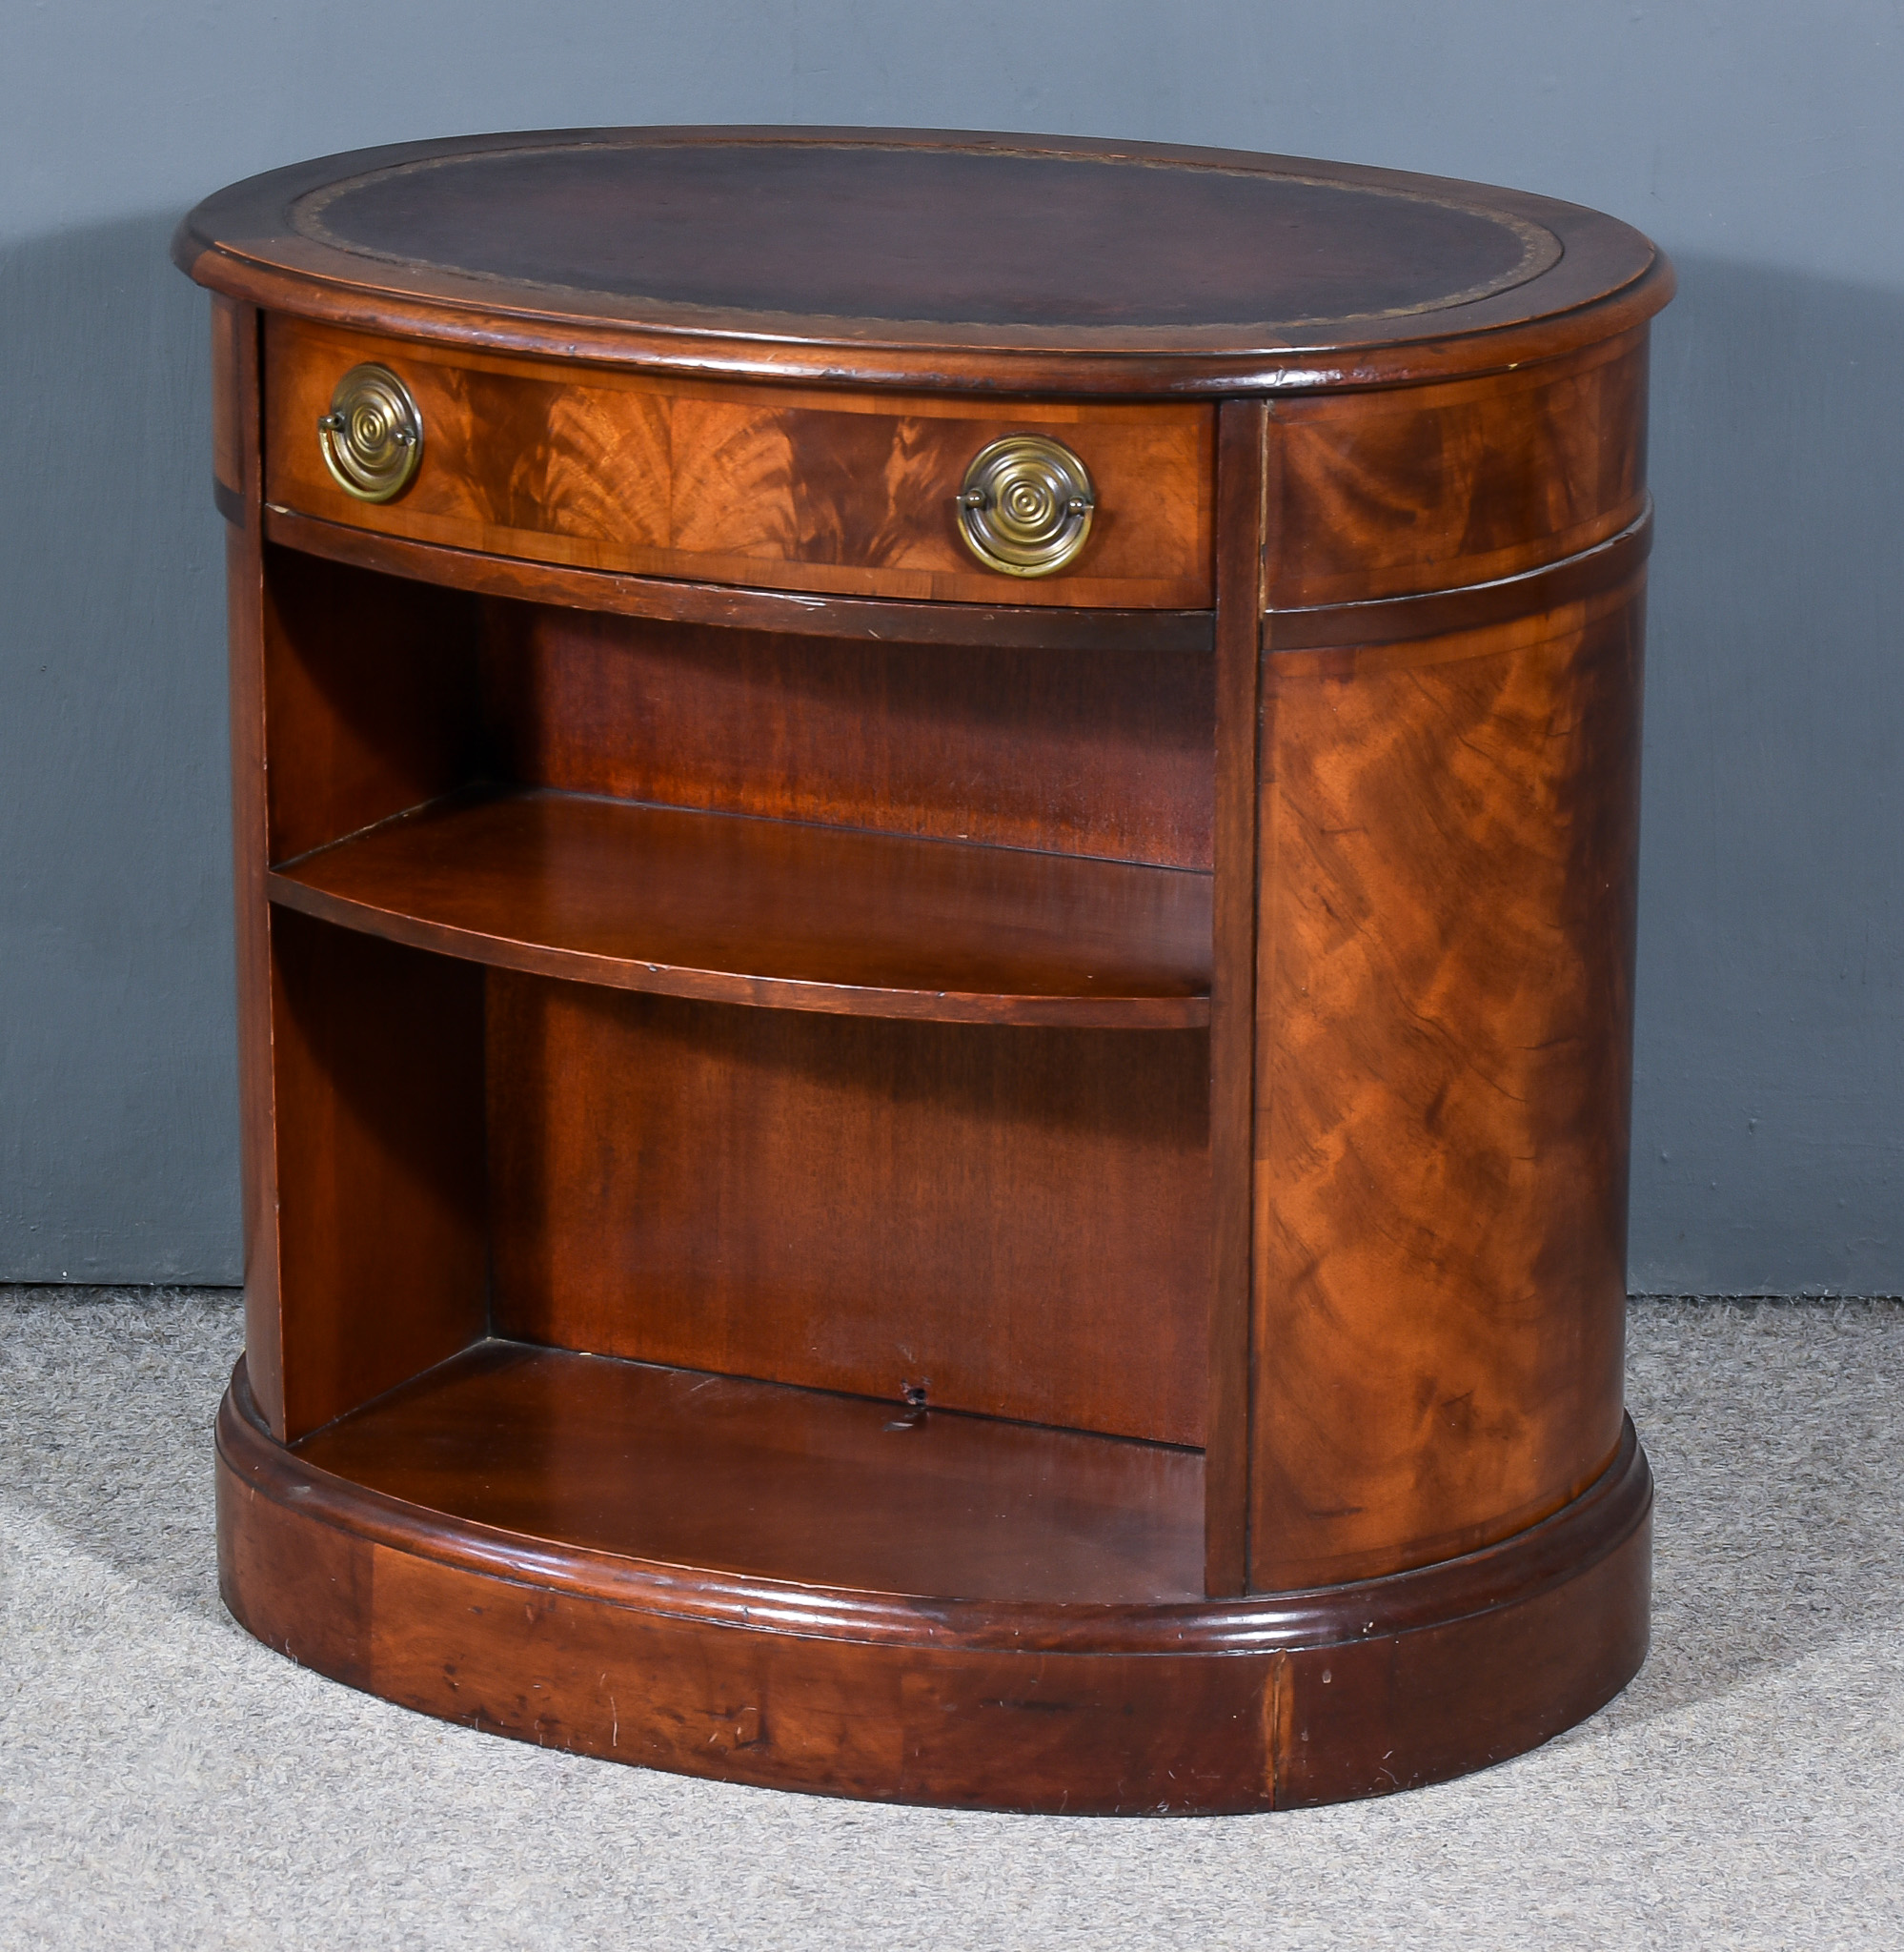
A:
4,2,1899,1291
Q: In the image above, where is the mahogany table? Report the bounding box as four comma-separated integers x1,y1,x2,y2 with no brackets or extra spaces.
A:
175,127,1671,1812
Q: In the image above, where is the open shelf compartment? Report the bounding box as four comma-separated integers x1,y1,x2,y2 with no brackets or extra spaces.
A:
253,537,1216,1540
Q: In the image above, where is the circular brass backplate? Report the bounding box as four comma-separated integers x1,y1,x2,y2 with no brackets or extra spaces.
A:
317,363,423,502
955,435,1095,577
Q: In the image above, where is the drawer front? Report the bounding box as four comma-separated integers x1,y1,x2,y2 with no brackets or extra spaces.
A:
263,317,1216,608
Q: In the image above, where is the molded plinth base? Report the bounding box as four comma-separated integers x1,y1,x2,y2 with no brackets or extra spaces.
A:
215,1361,1650,1814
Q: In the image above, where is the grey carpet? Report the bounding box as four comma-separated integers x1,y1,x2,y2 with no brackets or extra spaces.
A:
2,1289,1899,1950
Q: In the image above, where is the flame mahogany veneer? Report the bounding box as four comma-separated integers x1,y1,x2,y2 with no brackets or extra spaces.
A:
179,127,1671,1812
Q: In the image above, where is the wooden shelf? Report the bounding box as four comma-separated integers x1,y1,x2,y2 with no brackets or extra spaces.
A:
269,789,1213,1026
294,1340,1205,1606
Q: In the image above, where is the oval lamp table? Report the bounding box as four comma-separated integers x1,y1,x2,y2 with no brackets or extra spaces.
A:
174,127,1671,1813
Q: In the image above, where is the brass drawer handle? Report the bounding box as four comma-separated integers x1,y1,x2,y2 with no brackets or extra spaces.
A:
954,435,1095,577
316,363,423,502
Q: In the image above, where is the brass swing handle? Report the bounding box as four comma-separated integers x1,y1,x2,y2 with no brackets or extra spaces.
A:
316,363,424,503
956,487,1092,513
954,435,1096,577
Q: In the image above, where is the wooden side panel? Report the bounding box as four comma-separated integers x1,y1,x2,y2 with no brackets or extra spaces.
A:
263,316,1215,607
220,302,286,1434
483,603,1215,870
1249,580,1644,1589
487,977,1210,1446
1268,330,1648,606
270,909,489,1440
261,547,485,864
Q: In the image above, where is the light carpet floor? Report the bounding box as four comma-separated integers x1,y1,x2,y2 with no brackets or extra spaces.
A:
2,1289,1900,1951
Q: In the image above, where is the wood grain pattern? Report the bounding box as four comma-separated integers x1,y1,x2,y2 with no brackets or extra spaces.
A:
268,909,488,1441
219,1361,1651,1811
482,601,1215,870
294,1339,1205,1603
1266,330,1650,606
263,316,1216,606
487,975,1209,1444
1249,577,1645,1589
270,788,1211,1027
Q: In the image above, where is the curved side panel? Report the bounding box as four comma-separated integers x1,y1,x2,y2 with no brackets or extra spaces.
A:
1251,572,1647,1592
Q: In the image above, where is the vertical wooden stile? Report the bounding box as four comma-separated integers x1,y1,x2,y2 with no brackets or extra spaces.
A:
1205,398,1270,1595
216,296,288,1436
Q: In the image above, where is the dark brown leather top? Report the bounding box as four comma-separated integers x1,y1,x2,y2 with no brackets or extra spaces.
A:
175,128,1671,393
